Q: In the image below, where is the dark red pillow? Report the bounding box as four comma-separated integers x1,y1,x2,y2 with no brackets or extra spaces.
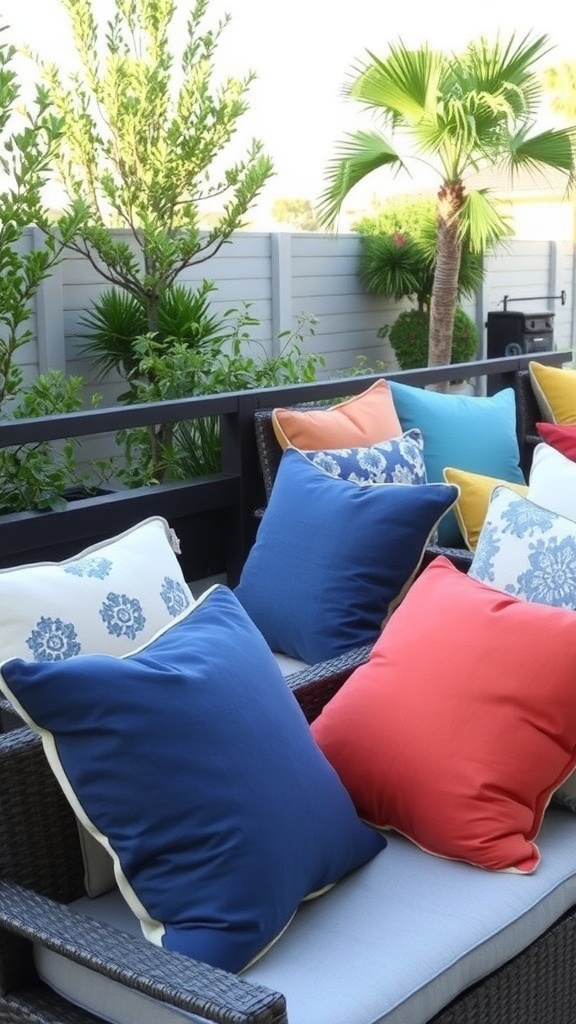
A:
536,422,576,462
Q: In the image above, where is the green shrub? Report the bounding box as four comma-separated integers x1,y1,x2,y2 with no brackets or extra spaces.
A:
382,308,479,371
0,370,101,513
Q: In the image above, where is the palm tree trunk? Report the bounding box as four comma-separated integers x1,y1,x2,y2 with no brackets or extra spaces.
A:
428,183,464,391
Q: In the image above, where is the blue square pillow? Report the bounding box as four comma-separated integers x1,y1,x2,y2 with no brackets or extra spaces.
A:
235,448,458,663
389,383,525,547
303,428,426,485
0,586,385,974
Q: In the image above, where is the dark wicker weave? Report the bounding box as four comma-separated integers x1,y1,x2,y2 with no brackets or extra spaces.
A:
515,368,543,473
1,668,576,1024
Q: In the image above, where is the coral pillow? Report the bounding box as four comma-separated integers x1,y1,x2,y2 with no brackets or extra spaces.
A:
529,361,576,424
272,380,401,450
311,557,576,873
536,421,576,462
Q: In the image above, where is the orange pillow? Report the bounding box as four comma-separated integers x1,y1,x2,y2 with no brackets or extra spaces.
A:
312,556,576,873
272,380,402,451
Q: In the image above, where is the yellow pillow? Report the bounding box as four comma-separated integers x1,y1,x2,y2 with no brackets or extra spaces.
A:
529,361,576,425
272,379,402,451
443,467,529,550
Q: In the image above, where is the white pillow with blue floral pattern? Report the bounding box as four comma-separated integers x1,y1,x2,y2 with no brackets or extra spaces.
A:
0,516,194,662
469,486,576,608
302,428,426,485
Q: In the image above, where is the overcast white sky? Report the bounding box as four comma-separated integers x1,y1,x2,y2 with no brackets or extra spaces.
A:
1,0,573,213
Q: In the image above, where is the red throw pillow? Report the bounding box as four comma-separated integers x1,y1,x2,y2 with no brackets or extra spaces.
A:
536,421,576,462
311,557,576,872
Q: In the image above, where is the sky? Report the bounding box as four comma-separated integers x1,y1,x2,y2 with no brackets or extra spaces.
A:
1,0,574,219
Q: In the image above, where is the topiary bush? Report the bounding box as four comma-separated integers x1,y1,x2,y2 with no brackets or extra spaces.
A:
381,308,479,371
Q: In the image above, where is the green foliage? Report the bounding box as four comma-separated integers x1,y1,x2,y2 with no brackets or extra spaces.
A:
358,197,485,313
360,233,432,310
79,272,323,484
0,28,87,414
115,309,324,486
354,195,436,237
272,197,321,231
0,29,97,514
78,281,229,393
381,308,479,371
0,370,101,513
39,0,274,328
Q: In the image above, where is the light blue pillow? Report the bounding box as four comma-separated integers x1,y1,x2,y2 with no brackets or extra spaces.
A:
389,383,525,547
235,448,458,663
0,586,384,974
469,485,576,607
303,428,426,485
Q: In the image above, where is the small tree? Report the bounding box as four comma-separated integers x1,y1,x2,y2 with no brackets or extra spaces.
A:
38,0,274,333
0,27,84,414
272,197,321,231
319,33,576,383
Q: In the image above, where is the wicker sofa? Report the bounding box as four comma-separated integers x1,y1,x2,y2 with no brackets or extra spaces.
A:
1,369,576,1024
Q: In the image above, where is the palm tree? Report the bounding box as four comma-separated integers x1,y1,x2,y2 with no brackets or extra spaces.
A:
318,33,576,378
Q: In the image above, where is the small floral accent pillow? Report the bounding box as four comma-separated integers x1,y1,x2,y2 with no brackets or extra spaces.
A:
0,516,194,662
469,486,576,608
302,429,426,486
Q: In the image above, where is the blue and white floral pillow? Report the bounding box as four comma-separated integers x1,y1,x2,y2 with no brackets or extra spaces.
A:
469,486,576,609
302,428,426,485
0,516,194,662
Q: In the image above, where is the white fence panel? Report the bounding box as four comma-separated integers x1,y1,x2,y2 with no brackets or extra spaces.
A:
20,229,575,400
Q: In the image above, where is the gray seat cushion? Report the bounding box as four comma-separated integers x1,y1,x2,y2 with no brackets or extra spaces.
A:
35,808,576,1024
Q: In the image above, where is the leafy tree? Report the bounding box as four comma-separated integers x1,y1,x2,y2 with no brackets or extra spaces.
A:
272,197,320,231
0,27,85,414
38,0,274,333
353,194,437,238
318,33,576,379
543,62,576,121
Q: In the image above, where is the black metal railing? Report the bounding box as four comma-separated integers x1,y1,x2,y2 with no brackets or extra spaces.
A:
0,351,569,581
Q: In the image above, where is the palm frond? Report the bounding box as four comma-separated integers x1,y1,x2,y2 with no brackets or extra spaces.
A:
460,33,552,119
459,189,513,253
316,131,403,228
359,233,430,300
348,43,443,124
506,126,576,175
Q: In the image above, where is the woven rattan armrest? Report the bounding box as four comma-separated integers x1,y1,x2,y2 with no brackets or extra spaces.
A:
285,644,373,722
423,543,473,573
515,370,541,477
0,881,286,1024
